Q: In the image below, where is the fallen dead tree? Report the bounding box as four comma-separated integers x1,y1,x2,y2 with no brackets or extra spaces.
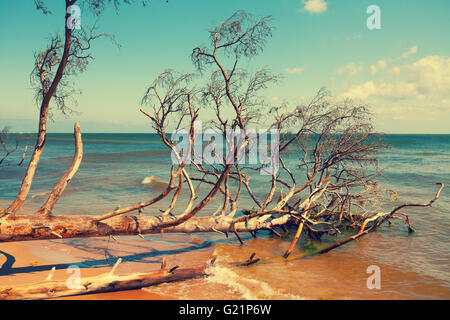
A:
1,10,443,255
0,9,444,299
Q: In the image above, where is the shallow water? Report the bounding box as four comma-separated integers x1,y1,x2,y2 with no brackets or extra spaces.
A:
0,133,449,299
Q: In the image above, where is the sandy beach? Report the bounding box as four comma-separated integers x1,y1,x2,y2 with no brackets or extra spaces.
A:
0,199,215,299
0,232,217,300
2,223,449,300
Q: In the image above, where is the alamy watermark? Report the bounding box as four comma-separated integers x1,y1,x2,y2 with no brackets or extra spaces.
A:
170,122,280,175
366,265,381,289
367,5,381,30
67,5,81,30
66,265,82,289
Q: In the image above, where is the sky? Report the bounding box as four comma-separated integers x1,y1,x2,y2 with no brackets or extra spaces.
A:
0,0,449,133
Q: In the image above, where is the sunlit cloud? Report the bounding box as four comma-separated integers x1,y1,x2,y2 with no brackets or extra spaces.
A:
339,56,450,101
345,34,361,41
284,66,306,75
401,45,418,59
301,0,327,14
336,62,363,75
370,59,388,74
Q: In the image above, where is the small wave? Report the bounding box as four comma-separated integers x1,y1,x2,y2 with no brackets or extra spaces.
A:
141,175,161,185
83,150,169,162
205,263,303,300
31,191,51,199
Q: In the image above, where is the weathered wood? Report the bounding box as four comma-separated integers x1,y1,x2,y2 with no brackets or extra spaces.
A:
0,1,75,217
0,213,292,243
316,183,445,256
0,265,207,300
38,123,83,216
239,252,260,266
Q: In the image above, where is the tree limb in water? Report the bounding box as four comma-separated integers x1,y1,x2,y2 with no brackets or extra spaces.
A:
316,183,444,255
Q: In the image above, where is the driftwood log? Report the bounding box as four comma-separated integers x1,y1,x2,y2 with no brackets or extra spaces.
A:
0,213,293,243
0,258,209,300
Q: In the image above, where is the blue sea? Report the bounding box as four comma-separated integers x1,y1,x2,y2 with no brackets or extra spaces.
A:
0,133,449,299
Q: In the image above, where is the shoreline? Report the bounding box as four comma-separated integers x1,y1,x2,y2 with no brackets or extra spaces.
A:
0,196,218,300
0,235,217,300
0,199,449,300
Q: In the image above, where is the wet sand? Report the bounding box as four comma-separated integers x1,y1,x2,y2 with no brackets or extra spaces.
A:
0,198,215,300
0,234,215,300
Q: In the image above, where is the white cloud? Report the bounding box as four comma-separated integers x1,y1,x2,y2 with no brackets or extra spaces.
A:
340,79,419,100
284,66,306,75
338,81,377,100
401,56,450,99
336,62,363,75
441,98,450,105
401,45,418,59
369,59,388,74
345,34,361,41
302,0,327,14
339,56,450,101
376,103,448,122
335,54,449,133
389,66,401,75
377,59,388,69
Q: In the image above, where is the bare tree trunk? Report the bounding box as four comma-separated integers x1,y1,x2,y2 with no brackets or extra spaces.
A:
0,213,291,243
0,3,74,217
37,123,83,216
